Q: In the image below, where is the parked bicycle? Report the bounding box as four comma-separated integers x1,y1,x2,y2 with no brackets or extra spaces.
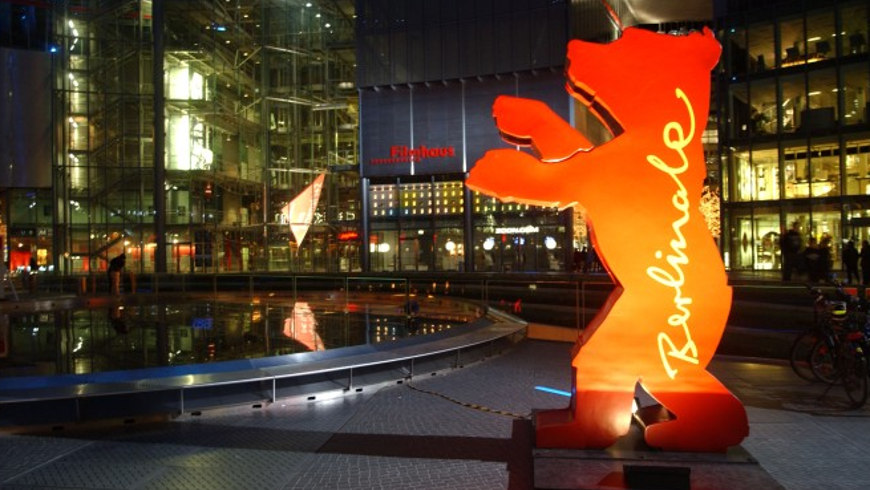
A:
789,284,848,382
789,280,869,408
811,321,868,408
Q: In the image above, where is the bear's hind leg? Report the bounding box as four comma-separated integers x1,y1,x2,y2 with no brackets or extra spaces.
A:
536,369,637,449
642,371,748,452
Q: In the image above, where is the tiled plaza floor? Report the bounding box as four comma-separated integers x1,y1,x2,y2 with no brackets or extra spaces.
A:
2,339,869,489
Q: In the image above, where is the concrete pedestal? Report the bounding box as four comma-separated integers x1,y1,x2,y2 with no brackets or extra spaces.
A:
533,423,782,489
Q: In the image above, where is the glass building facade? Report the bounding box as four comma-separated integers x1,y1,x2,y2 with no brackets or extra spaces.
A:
1,0,359,276
0,0,718,277
718,0,870,272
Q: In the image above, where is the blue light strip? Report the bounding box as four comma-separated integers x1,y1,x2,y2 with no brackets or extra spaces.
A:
535,385,571,397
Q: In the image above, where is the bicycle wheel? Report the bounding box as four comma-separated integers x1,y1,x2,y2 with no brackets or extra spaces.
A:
840,347,868,409
810,339,838,384
789,330,820,381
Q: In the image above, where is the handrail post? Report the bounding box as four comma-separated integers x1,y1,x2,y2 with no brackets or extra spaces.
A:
575,279,581,332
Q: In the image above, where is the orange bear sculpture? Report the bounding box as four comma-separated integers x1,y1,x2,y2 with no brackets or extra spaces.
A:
466,27,749,452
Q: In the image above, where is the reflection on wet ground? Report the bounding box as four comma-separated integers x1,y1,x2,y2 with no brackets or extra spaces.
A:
0,292,483,379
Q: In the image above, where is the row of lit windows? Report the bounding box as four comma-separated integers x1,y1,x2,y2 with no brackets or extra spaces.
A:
730,139,870,202
725,2,867,77
369,182,544,218
370,182,465,217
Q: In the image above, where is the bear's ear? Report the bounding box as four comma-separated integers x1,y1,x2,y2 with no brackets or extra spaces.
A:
697,27,722,71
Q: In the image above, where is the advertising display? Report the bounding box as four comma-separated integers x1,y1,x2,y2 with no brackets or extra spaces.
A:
467,27,749,452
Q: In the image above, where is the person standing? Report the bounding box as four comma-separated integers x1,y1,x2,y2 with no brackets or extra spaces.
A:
28,257,38,293
861,240,870,285
804,237,822,283
818,236,833,282
844,240,860,284
108,253,126,295
780,223,803,281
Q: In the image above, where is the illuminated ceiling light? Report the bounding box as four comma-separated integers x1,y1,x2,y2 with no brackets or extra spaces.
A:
305,2,312,7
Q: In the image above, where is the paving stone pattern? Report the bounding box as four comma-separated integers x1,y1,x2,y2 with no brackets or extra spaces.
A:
1,340,869,489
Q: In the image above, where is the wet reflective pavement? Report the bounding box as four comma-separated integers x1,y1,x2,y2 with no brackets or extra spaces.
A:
1,338,868,489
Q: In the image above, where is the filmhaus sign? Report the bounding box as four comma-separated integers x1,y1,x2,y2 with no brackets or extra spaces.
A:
369,145,456,165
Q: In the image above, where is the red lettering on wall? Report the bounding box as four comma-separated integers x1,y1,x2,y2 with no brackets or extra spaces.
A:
371,145,456,165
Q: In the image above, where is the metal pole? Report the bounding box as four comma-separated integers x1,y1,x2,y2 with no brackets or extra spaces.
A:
360,177,371,271
152,0,167,273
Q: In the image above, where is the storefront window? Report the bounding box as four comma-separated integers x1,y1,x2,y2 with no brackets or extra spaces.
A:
811,205,842,268
473,230,498,272
398,227,432,271
847,208,870,245
735,151,752,201
784,210,811,259
734,148,780,202
729,210,754,269
841,62,868,125
747,21,775,73
369,229,398,272
754,208,781,270
784,144,810,198
809,142,841,197
840,2,868,56
844,139,870,195
753,148,780,200
433,225,463,272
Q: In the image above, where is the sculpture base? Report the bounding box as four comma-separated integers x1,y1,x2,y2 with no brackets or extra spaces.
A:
533,408,782,489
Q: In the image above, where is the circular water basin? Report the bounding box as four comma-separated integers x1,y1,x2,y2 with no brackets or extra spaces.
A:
0,291,484,381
